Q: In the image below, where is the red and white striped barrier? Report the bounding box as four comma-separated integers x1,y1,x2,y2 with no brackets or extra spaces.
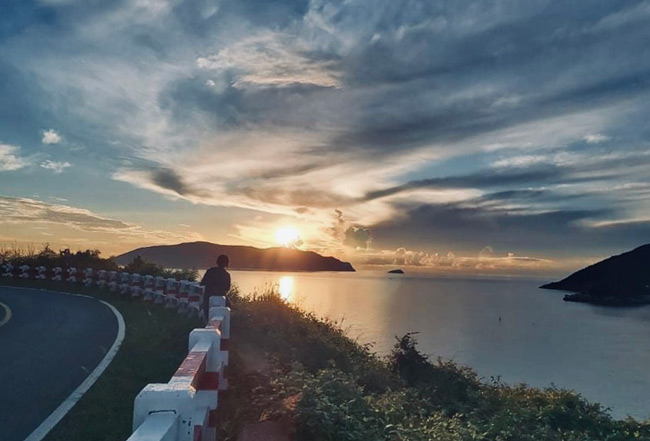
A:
19,264,31,279
3,264,209,317
1,262,229,440
52,267,63,281
142,275,156,302
2,262,15,277
66,267,78,283
109,271,119,291
83,268,94,287
36,266,47,280
166,279,180,307
97,269,108,288
188,284,205,317
127,296,230,441
153,276,166,304
119,273,132,295
177,280,191,312
130,273,144,298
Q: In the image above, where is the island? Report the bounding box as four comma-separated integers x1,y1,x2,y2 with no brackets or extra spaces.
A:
115,241,355,272
388,269,404,274
540,244,650,305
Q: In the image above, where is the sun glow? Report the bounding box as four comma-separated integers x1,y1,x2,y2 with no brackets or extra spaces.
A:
275,226,301,247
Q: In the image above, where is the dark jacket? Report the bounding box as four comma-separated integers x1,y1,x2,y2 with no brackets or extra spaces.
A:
200,267,231,297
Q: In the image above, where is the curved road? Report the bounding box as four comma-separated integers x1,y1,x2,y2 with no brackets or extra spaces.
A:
0,287,119,441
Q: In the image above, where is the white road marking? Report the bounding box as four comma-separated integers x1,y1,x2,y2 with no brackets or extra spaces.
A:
0,301,11,327
23,295,125,441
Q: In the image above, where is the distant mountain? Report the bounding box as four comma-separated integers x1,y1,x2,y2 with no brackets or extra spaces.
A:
541,244,650,305
115,241,355,272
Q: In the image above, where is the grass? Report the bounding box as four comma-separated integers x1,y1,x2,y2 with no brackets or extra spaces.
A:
217,291,650,441
0,277,201,441
3,278,650,441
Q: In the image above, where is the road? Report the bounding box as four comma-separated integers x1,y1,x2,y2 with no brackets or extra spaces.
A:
0,287,119,441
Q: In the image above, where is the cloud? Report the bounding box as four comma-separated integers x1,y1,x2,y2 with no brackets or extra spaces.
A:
369,196,650,259
0,196,133,231
364,246,557,275
42,129,62,145
344,226,372,249
0,144,28,171
362,167,564,202
40,160,71,173
150,167,193,196
584,133,611,144
3,0,650,268
0,196,199,243
196,31,342,89
478,246,494,258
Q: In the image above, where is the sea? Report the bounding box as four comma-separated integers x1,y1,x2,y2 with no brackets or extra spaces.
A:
210,269,650,420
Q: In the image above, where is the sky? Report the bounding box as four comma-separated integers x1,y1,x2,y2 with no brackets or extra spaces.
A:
1,0,650,276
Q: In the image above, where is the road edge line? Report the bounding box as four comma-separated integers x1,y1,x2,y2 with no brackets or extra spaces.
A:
0,301,11,326
23,296,126,441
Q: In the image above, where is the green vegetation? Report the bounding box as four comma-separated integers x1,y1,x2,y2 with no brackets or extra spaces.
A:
218,292,650,441
0,244,118,270
124,255,199,281
0,244,198,281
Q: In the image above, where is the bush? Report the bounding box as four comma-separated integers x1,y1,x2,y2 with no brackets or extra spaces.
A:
0,245,198,281
389,333,481,414
223,291,650,441
0,244,118,270
123,255,198,281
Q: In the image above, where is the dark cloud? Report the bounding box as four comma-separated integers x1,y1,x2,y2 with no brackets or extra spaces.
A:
369,199,650,258
151,168,192,196
363,167,565,201
233,185,351,208
344,226,372,249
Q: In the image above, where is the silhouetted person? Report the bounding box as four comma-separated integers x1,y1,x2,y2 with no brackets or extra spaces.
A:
200,254,231,321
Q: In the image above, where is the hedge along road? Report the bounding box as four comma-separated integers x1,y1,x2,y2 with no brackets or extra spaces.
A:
0,286,121,441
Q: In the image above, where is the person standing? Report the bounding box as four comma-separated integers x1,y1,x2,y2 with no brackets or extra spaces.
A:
200,254,231,321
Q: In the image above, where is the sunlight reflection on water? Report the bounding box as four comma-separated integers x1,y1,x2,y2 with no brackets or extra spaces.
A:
278,276,294,301
225,270,650,419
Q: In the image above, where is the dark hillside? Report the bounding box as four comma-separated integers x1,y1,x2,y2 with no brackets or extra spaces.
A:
541,244,650,303
115,242,355,272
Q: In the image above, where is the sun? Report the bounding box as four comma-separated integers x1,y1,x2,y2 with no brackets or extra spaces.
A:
275,227,301,247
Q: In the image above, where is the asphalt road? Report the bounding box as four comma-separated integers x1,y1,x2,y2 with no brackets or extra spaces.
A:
0,287,118,441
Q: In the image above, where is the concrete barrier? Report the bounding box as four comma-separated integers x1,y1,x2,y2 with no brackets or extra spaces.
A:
0,262,227,440
1,262,14,277
52,267,63,281
36,266,47,280
128,298,230,441
65,267,78,283
166,279,180,307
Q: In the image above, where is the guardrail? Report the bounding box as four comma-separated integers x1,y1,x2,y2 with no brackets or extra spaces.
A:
0,263,206,317
1,262,230,441
128,296,230,441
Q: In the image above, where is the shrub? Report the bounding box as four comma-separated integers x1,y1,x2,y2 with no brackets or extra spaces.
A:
0,244,118,270
225,292,650,441
124,255,198,281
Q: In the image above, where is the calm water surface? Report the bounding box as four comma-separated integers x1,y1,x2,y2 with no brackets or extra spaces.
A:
224,270,650,420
